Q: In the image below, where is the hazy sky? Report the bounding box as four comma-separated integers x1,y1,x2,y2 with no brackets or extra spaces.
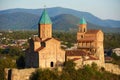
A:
0,0,120,20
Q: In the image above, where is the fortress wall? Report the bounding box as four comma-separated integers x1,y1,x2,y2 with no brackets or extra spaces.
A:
5,68,36,80
83,60,104,67
105,63,120,75
4,63,120,80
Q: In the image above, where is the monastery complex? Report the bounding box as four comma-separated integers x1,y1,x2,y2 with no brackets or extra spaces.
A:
25,9,104,68
5,8,120,80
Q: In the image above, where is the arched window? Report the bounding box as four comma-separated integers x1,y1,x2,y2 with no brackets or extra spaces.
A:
50,62,54,67
41,42,46,47
81,35,83,38
8,69,12,80
84,28,86,32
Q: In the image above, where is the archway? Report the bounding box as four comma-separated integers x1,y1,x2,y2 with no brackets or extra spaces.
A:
50,62,54,67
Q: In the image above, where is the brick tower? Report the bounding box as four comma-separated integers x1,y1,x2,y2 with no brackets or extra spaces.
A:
38,9,52,40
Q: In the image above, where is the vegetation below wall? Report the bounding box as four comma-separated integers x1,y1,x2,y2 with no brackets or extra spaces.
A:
0,47,25,80
111,53,120,67
104,33,120,49
30,61,120,80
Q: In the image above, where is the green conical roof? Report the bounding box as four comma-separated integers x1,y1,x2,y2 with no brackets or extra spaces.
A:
38,9,52,24
80,18,87,24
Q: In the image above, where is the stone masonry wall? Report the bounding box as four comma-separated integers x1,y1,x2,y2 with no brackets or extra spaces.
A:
5,68,36,80
105,63,120,75
5,63,120,80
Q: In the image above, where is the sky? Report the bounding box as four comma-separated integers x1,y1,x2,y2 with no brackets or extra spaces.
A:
0,0,120,20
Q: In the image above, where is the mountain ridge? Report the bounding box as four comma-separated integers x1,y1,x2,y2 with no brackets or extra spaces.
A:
0,7,120,33
0,7,120,28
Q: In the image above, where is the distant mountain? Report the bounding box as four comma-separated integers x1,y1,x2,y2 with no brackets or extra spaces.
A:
0,12,119,33
0,7,120,28
52,14,120,33
0,12,39,30
0,7,120,33
104,20,120,28
52,14,101,30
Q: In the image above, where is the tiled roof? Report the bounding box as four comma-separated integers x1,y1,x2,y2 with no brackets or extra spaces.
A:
86,30,100,34
42,38,52,42
86,55,99,60
42,38,60,42
35,47,45,52
105,56,112,60
71,58,81,61
66,50,87,56
54,38,60,41
32,36,41,42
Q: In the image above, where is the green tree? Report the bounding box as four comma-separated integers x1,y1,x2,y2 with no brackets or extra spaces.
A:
8,46,21,56
16,54,25,69
30,69,58,80
59,71,72,80
111,53,120,66
63,60,76,72
0,57,16,80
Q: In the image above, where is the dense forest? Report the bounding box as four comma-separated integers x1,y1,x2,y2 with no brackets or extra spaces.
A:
0,31,120,80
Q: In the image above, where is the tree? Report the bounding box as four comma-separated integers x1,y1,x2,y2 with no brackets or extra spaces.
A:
30,69,58,80
111,53,120,66
63,60,76,72
8,46,21,56
16,54,25,69
59,71,72,80
0,57,16,80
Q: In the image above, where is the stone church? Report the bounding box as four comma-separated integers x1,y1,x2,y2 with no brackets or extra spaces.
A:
66,18,104,68
5,8,120,80
25,9,104,69
77,18,104,64
25,9,65,68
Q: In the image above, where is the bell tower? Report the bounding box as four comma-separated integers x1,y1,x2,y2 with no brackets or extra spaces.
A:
78,18,87,33
38,9,52,40
77,18,87,40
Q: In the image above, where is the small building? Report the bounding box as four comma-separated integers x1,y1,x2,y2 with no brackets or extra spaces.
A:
105,56,113,62
112,48,120,56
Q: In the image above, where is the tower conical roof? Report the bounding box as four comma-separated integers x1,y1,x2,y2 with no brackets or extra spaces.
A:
80,18,87,24
38,9,52,24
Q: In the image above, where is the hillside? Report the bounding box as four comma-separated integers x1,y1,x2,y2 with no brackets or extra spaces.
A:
52,14,102,30
0,12,120,33
0,7,120,33
0,7,120,28
0,12,39,30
